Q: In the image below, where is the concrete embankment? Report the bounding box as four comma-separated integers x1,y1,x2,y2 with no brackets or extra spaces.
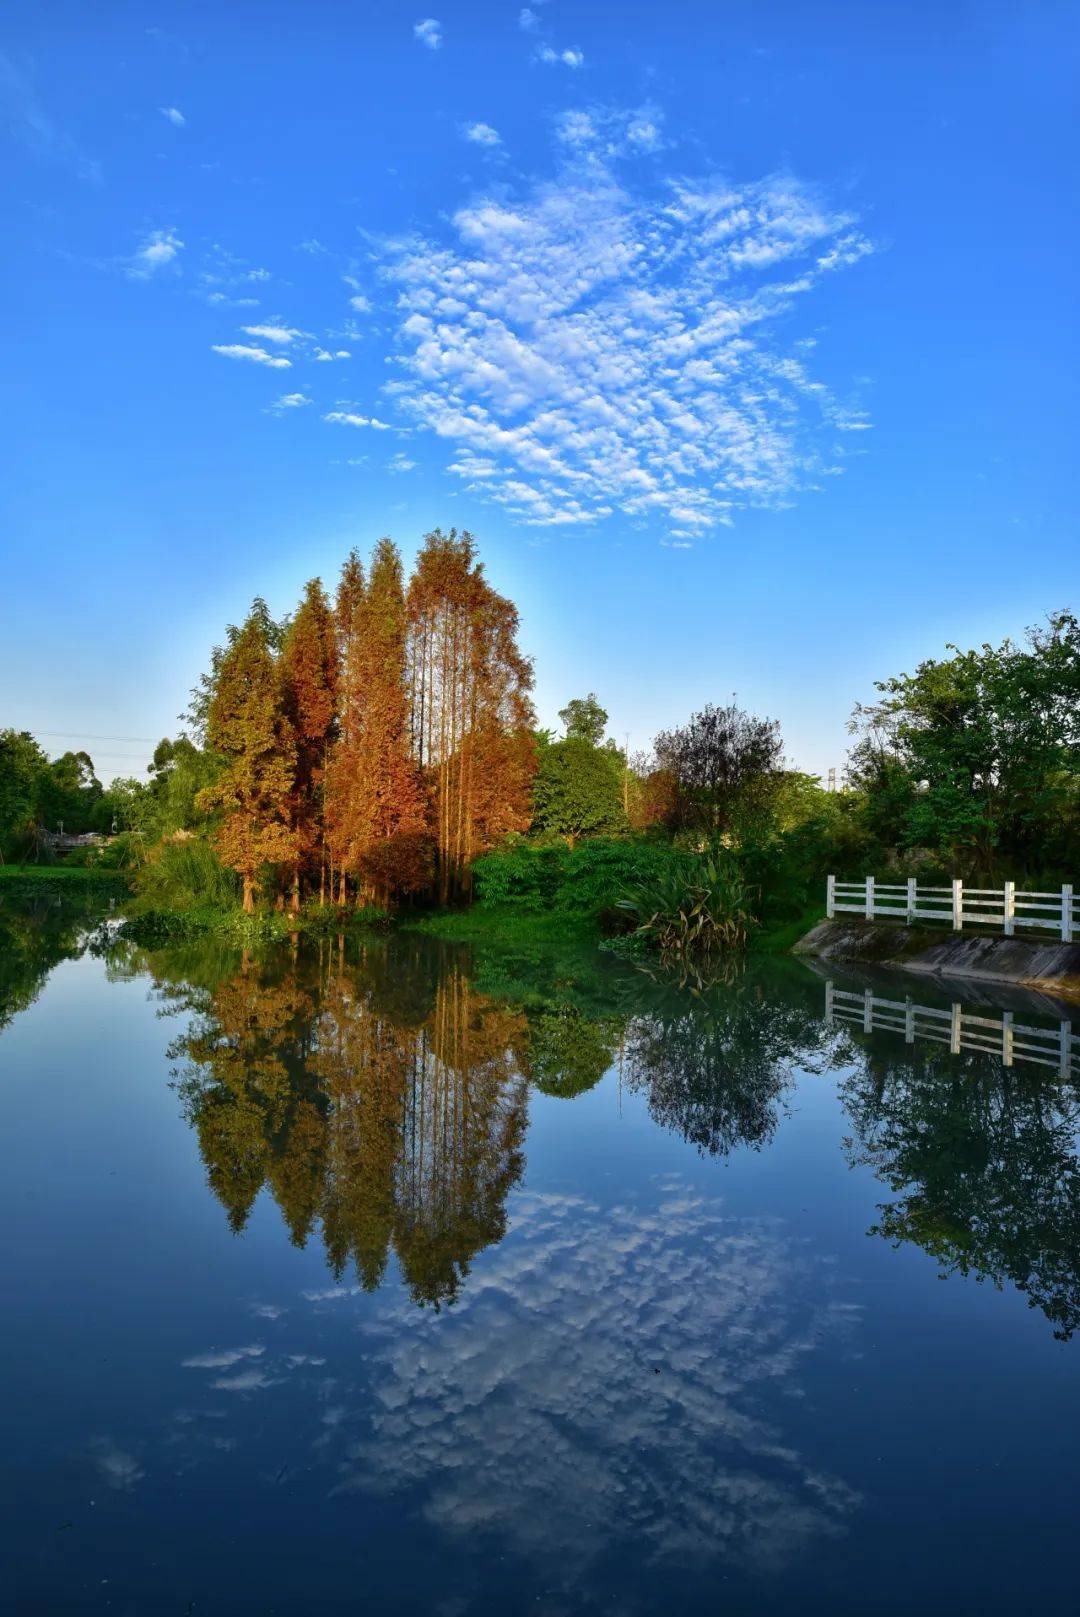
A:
794,917,1080,1000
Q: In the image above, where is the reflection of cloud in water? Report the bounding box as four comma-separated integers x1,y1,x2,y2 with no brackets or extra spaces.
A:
90,1439,145,1491
332,1185,862,1580
182,1343,265,1370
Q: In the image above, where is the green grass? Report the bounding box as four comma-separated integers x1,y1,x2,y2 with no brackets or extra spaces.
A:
752,904,827,955
0,863,131,891
120,900,390,947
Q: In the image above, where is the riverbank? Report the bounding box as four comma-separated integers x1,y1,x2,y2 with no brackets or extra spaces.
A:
0,865,131,896
795,916,1080,998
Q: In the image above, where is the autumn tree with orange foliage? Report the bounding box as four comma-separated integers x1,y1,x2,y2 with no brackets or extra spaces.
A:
188,530,535,912
197,609,297,912
280,579,339,910
326,540,430,904
407,529,535,901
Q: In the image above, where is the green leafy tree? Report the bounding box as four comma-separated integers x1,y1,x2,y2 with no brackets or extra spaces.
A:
0,730,48,860
558,693,608,748
848,610,1080,874
531,737,627,847
197,608,297,911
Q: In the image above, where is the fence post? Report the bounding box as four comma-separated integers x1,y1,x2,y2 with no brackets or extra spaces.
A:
907,877,916,924
826,874,836,920
950,1002,962,1054
863,988,873,1033
1062,1022,1073,1081
905,996,915,1044
824,981,834,1024
1063,884,1074,945
1001,1011,1014,1068
865,875,875,921
1003,880,1015,938
952,878,963,932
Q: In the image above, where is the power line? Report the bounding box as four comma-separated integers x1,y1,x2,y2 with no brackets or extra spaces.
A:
22,730,161,744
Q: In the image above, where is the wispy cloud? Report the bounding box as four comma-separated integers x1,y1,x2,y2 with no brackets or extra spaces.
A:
269,391,313,412
241,322,302,345
0,51,102,182
212,343,292,369
379,108,873,533
324,410,393,429
519,8,540,31
413,18,442,49
128,227,184,278
159,105,186,127
463,121,502,147
537,44,584,68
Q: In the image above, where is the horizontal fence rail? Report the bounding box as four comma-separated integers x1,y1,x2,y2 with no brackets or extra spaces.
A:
825,983,1078,1079
825,875,1075,942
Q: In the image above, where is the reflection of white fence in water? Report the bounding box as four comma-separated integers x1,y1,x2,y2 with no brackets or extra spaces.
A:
825,983,1078,1079
825,875,1075,943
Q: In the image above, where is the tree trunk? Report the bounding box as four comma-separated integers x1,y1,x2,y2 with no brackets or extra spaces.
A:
290,870,301,914
242,872,255,913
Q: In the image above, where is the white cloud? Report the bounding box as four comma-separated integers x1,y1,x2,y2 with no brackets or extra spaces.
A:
128,227,183,278
269,391,312,411
537,44,585,67
414,17,442,49
335,349,352,358
380,114,873,531
159,105,185,126
324,410,393,429
212,343,292,369
349,293,371,312
463,121,502,147
241,322,301,344
388,453,417,473
519,7,539,30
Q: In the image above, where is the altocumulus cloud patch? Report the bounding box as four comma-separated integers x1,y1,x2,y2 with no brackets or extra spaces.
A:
378,108,874,536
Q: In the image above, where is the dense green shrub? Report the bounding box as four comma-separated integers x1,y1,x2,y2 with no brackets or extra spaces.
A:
615,849,758,959
472,838,672,915
132,836,240,913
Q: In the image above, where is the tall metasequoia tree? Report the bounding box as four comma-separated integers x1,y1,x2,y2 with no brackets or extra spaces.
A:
325,552,367,904
348,538,430,903
326,542,430,904
280,579,339,910
406,529,536,901
198,609,297,912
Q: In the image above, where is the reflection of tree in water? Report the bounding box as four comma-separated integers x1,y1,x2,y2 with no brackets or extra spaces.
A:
169,940,528,1307
839,1042,1080,1340
0,893,110,1032
623,978,836,1157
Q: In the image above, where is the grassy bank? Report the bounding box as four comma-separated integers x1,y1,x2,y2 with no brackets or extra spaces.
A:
119,900,390,947
0,864,131,896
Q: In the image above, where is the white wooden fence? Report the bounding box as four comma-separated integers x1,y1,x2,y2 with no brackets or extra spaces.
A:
826,875,1075,943
825,982,1078,1079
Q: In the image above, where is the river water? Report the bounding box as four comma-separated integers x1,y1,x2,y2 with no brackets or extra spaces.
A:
3,894,1079,1614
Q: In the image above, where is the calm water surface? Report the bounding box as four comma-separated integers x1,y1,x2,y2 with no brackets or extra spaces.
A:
3,895,1080,1615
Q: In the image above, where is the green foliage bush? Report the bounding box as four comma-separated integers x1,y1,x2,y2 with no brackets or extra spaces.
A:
615,848,758,958
472,838,672,915
133,836,241,913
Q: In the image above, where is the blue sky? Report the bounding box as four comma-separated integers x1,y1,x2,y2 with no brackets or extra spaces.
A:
2,0,1076,784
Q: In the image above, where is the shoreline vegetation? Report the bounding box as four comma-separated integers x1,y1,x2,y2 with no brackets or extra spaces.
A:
2,530,1076,964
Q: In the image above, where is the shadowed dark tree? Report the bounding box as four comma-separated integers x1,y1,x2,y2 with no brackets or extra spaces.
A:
654,702,783,835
